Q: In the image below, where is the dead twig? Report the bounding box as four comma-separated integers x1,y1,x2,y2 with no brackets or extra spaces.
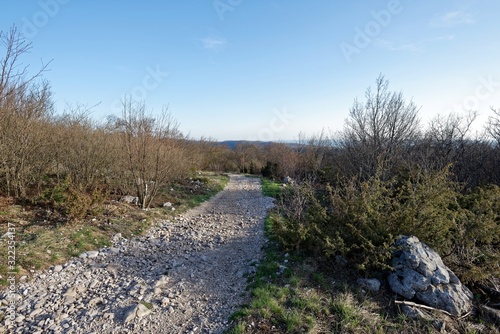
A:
457,310,472,320
395,300,454,317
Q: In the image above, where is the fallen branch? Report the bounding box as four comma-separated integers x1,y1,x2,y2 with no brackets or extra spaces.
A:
457,310,472,321
395,300,454,317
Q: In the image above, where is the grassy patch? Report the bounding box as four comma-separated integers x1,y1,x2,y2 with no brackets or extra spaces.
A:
0,172,229,286
226,221,427,333
227,213,332,333
140,301,154,310
153,173,229,214
261,178,282,199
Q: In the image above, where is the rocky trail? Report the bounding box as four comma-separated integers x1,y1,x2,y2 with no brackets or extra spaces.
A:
1,175,275,334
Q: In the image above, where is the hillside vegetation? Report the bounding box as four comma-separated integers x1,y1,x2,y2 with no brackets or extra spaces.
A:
1,26,499,332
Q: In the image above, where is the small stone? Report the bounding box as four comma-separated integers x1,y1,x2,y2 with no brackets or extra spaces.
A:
154,275,169,288
400,304,426,320
7,293,22,302
53,265,63,273
124,303,151,324
104,312,114,320
64,287,78,298
106,264,119,277
29,308,43,318
88,297,103,307
357,278,381,292
86,251,99,259
89,280,99,289
136,303,151,317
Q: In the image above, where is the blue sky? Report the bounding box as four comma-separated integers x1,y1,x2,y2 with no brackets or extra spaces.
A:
1,1,500,140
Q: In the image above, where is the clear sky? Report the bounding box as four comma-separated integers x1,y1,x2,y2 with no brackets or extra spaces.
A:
1,1,499,141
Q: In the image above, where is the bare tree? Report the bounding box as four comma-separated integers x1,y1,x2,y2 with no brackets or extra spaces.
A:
340,74,420,179
417,112,476,166
111,98,183,208
0,26,51,109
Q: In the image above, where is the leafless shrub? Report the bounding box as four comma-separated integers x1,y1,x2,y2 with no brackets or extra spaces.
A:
487,107,500,145
234,143,264,174
109,98,186,208
196,138,236,172
50,103,118,189
0,26,53,197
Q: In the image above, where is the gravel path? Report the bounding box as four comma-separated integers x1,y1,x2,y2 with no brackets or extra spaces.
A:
1,174,274,334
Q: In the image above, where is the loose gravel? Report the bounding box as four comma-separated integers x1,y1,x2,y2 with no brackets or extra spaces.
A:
1,174,274,334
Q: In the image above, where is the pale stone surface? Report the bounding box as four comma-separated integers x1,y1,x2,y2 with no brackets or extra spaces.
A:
0,175,274,333
388,236,473,316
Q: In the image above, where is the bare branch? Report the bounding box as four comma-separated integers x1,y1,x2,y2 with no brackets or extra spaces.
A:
486,107,500,144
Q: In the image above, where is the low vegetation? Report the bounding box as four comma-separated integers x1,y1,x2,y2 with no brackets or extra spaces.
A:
227,179,499,333
273,167,500,284
225,73,499,332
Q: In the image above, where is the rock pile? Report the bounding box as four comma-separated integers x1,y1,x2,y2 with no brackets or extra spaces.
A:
0,175,275,334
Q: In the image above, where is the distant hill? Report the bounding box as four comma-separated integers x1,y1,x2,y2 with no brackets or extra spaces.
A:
217,140,300,150
217,140,274,149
